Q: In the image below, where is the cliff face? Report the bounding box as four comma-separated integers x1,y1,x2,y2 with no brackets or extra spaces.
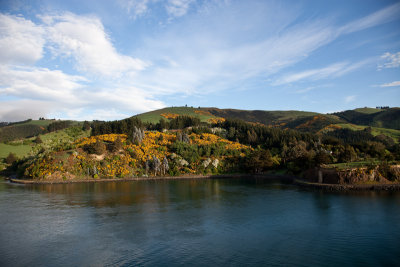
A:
304,165,400,184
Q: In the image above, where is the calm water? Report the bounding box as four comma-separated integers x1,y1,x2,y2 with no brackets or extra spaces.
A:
0,177,400,267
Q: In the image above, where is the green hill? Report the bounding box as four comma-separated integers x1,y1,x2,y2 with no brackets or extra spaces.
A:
0,120,52,142
0,119,82,142
333,108,400,130
134,106,217,123
353,107,382,114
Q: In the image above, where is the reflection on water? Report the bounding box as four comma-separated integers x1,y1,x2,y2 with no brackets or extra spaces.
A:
1,177,400,266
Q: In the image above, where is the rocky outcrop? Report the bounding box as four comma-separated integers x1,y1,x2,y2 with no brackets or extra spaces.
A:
304,165,400,185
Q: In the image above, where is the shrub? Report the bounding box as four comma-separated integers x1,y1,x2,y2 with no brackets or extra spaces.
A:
34,136,43,144
5,153,18,164
93,141,106,155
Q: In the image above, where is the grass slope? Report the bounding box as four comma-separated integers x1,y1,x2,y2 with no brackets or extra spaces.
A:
0,143,32,159
0,119,82,142
135,107,216,123
353,107,382,114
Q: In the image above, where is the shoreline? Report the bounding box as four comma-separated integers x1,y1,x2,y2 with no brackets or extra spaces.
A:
5,174,400,190
7,173,295,185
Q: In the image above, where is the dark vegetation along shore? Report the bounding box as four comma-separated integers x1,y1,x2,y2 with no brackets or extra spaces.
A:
1,106,400,190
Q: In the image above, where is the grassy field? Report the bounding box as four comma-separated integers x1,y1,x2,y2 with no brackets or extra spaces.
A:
325,161,381,170
353,108,382,114
0,143,32,159
135,106,216,123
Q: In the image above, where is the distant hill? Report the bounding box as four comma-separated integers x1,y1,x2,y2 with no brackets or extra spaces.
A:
332,108,400,130
134,106,400,133
0,119,81,142
0,120,51,142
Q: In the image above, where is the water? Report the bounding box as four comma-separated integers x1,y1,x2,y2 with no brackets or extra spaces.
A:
0,177,399,266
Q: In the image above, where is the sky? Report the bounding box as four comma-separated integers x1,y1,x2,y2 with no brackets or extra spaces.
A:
0,0,399,121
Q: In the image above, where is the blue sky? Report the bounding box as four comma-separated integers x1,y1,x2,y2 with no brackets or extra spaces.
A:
0,0,399,121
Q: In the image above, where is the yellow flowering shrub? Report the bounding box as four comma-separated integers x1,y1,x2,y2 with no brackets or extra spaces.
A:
194,110,212,116
207,117,226,124
160,113,180,119
74,134,127,147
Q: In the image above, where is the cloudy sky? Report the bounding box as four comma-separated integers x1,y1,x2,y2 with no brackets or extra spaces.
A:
0,0,399,121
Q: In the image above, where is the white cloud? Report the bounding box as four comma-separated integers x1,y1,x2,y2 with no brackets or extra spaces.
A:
42,13,148,77
273,60,370,85
0,14,45,64
0,12,164,121
378,52,400,70
0,99,57,122
120,0,150,19
166,0,194,17
380,81,400,87
339,2,400,34
136,16,337,96
0,66,87,103
0,66,165,121
345,95,356,103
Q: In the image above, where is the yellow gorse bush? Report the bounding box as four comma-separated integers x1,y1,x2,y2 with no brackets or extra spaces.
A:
207,117,226,124
160,113,180,119
74,134,127,147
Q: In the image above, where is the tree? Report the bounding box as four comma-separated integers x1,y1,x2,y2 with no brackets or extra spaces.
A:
93,140,106,155
132,126,145,144
340,145,357,162
5,152,17,164
34,136,43,144
245,149,274,173
152,155,161,176
182,133,190,143
111,136,123,152
145,158,151,175
162,157,169,175
82,121,91,131
315,150,332,165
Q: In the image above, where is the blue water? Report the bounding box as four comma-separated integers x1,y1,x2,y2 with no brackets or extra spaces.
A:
0,178,399,266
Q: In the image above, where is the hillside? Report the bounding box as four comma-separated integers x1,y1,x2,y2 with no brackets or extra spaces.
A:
134,107,219,124
0,119,52,142
0,119,82,142
332,108,400,130
134,106,400,134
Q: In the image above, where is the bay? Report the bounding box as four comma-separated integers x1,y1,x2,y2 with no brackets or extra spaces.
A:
0,177,399,266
